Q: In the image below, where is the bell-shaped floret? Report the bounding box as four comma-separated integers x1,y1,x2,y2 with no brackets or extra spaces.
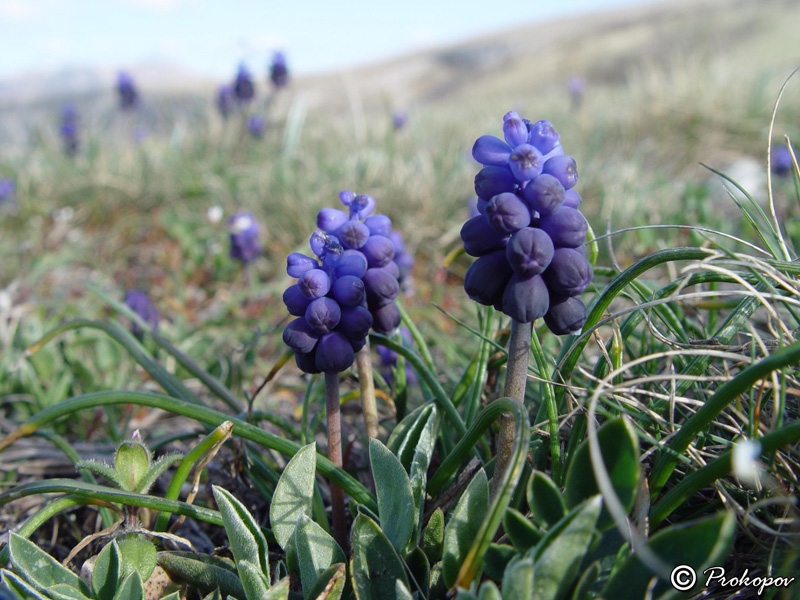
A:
287,252,318,278
363,267,400,308
295,350,321,374
475,165,517,200
485,192,531,234
464,250,513,307
283,284,311,316
282,318,320,354
503,112,529,148
317,208,348,233
461,215,510,257
372,301,401,334
472,134,512,166
304,297,341,334
336,220,370,249
505,227,554,276
508,144,544,183
315,332,355,373
338,306,373,341
538,207,588,248
527,120,561,155
335,250,368,279
364,214,392,236
522,173,565,215
348,194,376,219
361,234,396,267
544,295,587,335
542,155,579,190
543,248,593,296
298,269,331,299
331,275,366,307
502,273,550,323
563,189,582,209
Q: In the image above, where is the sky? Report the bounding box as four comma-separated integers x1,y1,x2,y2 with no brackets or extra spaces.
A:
0,0,665,80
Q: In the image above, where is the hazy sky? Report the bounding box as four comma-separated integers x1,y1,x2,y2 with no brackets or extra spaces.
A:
0,0,664,80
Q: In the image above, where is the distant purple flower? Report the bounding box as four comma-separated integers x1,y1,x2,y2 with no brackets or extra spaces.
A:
269,51,289,89
60,103,79,155
124,290,159,336
117,71,138,111
234,63,255,103
388,230,414,294
567,75,585,111
228,212,262,264
217,85,235,118
0,178,15,205
392,110,408,130
247,115,266,139
772,145,795,177
376,327,417,386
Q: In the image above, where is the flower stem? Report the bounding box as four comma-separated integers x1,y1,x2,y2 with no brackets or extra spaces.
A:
492,319,531,497
355,342,379,440
324,371,347,550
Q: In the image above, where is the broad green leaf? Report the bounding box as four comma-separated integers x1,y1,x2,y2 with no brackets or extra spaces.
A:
527,471,566,529
531,496,602,600
603,511,736,599
502,557,534,600
442,469,489,588
482,544,518,582
114,442,151,492
350,514,409,600
429,562,447,600
48,584,92,600
455,589,478,600
1,570,52,600
202,592,222,600
563,418,639,530
157,552,245,599
395,580,415,600
387,404,435,471
503,508,541,552
112,571,144,600
409,407,439,543
478,580,502,600
306,563,346,600
261,577,290,600
405,547,430,599
117,536,157,581
212,486,270,598
8,533,90,597
294,515,345,599
370,439,416,554
570,561,599,600
92,541,122,600
422,508,445,563
270,443,317,551
161,593,182,600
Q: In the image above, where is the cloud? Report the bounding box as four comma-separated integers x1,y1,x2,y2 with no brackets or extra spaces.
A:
0,0,46,21
124,0,181,9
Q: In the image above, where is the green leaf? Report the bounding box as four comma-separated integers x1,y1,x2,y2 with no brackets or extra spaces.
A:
478,580,502,600
92,540,122,600
482,544,518,582
157,552,245,599
405,547,430,599
212,486,270,599
527,471,566,529
395,580,415,600
501,557,534,600
350,514,409,600
306,563,346,600
455,589,478,600
270,443,317,551
603,512,736,599
563,418,639,530
135,452,183,494
114,442,151,492
112,571,144,600
8,533,90,597
369,439,416,555
261,577,290,600
530,496,601,600
117,536,157,581
503,508,541,552
409,407,439,543
294,515,345,600
387,404,435,471
162,593,183,600
442,469,490,588
570,561,599,600
422,508,445,563
201,591,222,600
48,584,92,600
1,569,52,600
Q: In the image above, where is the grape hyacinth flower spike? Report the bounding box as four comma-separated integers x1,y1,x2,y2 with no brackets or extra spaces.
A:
269,51,289,89
124,290,159,338
117,71,138,111
60,103,79,156
228,212,262,282
233,63,255,103
246,115,266,139
217,84,235,119
771,144,795,178
0,178,17,213
462,111,593,489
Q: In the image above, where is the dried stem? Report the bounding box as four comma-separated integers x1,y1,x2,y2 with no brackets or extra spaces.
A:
356,341,379,440
324,371,347,550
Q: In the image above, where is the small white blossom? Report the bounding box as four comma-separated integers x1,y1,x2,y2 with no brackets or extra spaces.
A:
732,438,761,484
207,205,224,224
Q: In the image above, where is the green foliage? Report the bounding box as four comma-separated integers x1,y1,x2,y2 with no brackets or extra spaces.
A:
268,442,317,552
370,438,416,555
442,469,489,588
350,514,410,600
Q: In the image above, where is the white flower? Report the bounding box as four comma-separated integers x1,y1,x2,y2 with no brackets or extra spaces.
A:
732,438,761,484
207,205,224,224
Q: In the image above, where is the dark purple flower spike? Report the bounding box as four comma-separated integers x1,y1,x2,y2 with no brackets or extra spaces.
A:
228,212,262,264
117,72,138,111
124,290,159,337
269,51,289,89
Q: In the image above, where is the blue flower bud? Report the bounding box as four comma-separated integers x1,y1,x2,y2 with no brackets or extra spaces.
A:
364,214,392,236
321,237,343,268
472,135,512,166
270,51,289,89
502,273,549,323
382,260,400,280
464,250,513,307
542,155,579,190
298,269,331,299
338,305,373,340
228,212,261,263
317,208,348,232
247,115,265,139
544,295,587,335
563,189,582,209
117,71,138,110
305,297,341,334
315,332,355,373
772,145,795,177
363,267,400,308
485,192,531,234
543,248,593,296
538,207,587,248
309,230,328,257
505,227,554,275
527,120,561,155
335,250,368,279
282,318,320,354
522,173,565,215
283,284,311,316
287,252,318,278
124,290,159,336
361,234,396,268
348,194,376,219
372,301,401,334
461,215,509,257
295,350,321,374
509,144,544,182
336,220,370,249
503,111,529,148
350,336,367,352
234,63,254,103
217,85,234,118
331,275,366,307
474,165,517,200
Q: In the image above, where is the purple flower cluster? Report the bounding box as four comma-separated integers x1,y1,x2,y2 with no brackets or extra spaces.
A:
0,178,15,205
60,103,79,156
247,115,266,139
234,63,255,103
217,85,235,118
462,112,592,335
269,52,289,89
228,212,262,264
117,72,138,111
388,230,414,294
376,327,417,385
283,191,403,374
124,290,159,336
772,145,795,177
